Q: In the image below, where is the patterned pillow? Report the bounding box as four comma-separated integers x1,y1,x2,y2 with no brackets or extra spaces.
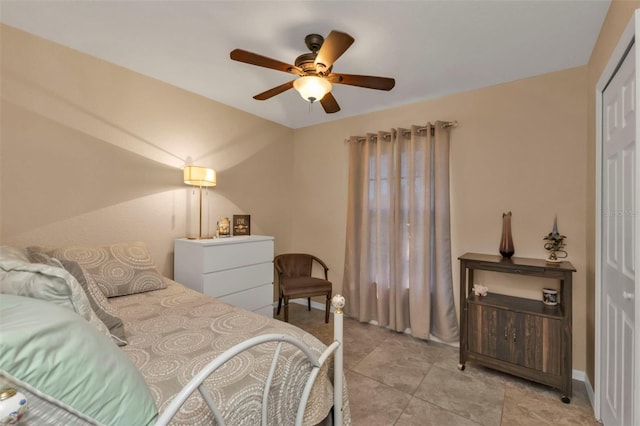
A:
38,242,166,298
60,259,128,346
0,253,112,341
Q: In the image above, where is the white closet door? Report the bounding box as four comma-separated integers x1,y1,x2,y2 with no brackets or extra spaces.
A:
601,41,636,426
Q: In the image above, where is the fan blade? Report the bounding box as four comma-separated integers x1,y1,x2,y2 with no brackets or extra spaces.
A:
320,92,340,114
253,81,295,100
329,73,395,91
230,49,302,75
314,31,354,72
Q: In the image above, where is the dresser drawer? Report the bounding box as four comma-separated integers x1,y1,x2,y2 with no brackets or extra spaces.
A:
202,262,273,297
217,284,274,312
174,236,275,317
203,239,273,272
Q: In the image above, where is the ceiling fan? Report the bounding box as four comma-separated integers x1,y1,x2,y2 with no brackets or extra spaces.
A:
230,30,395,114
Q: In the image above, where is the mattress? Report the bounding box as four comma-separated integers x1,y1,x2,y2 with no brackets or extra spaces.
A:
110,279,351,425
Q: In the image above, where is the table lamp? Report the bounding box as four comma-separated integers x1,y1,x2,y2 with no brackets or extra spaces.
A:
184,165,216,239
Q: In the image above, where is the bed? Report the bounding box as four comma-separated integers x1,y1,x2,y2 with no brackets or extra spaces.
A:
0,243,350,425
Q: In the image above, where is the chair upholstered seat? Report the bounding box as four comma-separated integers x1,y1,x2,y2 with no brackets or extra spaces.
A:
274,253,333,323
279,277,332,298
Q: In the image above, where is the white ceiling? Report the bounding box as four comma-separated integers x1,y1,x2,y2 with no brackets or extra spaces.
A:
0,0,610,129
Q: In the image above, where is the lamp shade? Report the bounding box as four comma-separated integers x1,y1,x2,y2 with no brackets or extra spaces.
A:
293,76,332,103
183,166,216,187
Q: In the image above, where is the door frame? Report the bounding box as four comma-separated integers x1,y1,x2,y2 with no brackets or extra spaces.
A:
594,9,640,423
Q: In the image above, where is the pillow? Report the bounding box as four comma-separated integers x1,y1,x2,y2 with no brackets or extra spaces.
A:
26,247,62,267
60,259,128,346
37,242,166,297
0,246,30,263
0,294,158,426
0,254,112,341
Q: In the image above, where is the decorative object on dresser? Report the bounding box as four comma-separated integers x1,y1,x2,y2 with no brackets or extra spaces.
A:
458,252,575,403
233,214,251,236
174,236,274,316
543,216,567,264
217,216,230,237
183,165,217,240
499,211,515,258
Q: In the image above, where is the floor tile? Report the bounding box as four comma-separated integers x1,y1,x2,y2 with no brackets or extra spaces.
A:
342,321,393,369
501,381,601,426
344,370,412,426
282,306,600,426
352,334,435,394
414,365,504,426
395,397,483,426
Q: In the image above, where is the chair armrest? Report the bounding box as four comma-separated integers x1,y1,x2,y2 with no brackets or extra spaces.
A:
311,256,330,280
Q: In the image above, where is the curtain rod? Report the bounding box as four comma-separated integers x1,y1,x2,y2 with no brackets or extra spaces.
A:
345,120,458,144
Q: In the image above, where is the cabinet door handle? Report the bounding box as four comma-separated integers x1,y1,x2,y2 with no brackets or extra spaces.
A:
504,327,508,341
513,329,517,342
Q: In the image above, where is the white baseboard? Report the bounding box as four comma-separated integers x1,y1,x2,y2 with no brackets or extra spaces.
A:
582,371,595,408
290,299,332,312
572,369,586,382
571,370,596,412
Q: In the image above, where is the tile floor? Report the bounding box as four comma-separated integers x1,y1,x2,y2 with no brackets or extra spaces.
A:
276,303,601,426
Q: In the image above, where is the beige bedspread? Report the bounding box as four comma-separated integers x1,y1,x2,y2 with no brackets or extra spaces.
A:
110,279,350,425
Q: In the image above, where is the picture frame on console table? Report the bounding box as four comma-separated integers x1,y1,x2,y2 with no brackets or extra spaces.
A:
233,215,251,236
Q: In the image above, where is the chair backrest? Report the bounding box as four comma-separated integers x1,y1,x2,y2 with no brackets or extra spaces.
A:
274,253,327,279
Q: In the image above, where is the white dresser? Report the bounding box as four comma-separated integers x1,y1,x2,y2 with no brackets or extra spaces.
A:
174,236,274,317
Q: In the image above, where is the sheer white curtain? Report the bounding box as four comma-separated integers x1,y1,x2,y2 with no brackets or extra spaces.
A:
343,121,459,342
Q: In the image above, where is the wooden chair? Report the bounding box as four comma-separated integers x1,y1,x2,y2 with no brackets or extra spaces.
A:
274,253,332,323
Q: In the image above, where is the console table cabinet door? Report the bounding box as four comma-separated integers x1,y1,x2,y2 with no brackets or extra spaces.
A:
467,302,562,376
501,310,523,366
504,311,562,375
467,304,523,365
467,303,499,359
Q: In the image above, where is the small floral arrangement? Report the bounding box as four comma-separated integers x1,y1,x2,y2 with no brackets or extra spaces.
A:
472,284,488,297
544,216,567,262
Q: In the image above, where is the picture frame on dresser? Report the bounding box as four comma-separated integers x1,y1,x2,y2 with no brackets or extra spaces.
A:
232,215,251,236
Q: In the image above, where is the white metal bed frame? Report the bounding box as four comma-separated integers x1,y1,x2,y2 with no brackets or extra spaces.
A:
154,295,346,426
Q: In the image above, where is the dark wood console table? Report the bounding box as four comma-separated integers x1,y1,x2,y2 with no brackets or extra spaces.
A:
458,252,576,403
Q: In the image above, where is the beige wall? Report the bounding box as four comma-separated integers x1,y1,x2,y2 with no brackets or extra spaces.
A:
292,67,589,371
1,22,595,375
585,1,640,385
0,24,295,276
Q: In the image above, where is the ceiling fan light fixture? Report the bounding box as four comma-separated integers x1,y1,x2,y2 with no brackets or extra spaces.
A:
293,76,332,103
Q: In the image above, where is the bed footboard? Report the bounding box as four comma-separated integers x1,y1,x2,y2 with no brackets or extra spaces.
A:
154,295,346,426
331,294,345,425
